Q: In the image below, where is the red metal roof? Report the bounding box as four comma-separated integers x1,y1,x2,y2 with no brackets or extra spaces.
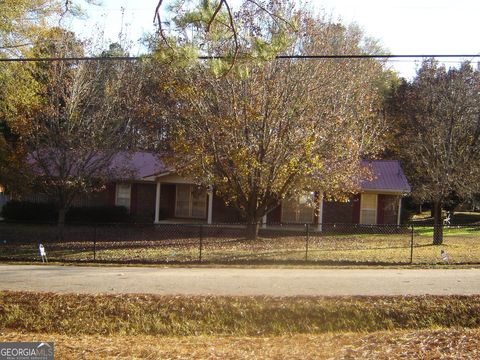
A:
110,152,167,180
28,151,168,181
29,151,410,192
122,155,411,193
360,160,411,193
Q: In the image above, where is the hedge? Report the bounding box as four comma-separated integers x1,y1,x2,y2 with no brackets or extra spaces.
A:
1,201,130,223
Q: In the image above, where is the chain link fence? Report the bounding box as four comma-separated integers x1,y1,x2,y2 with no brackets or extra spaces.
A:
0,222,479,265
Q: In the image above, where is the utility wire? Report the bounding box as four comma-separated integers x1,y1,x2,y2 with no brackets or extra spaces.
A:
1,54,480,62
0,56,138,62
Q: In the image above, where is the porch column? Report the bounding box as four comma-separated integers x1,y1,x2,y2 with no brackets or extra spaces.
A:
397,196,402,225
154,181,161,224
262,215,267,229
317,191,324,232
207,187,213,224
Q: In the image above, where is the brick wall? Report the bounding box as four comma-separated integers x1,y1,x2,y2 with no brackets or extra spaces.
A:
322,199,356,224
212,194,243,223
321,194,399,225
267,205,282,224
159,184,176,218
131,183,156,222
68,184,114,207
381,195,399,224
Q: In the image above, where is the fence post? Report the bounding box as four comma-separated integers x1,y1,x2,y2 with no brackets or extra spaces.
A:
410,223,414,264
305,223,309,261
93,225,97,261
199,224,203,263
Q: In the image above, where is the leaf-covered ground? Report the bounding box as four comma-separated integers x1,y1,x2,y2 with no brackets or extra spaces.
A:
1,329,478,359
2,292,480,358
3,231,480,264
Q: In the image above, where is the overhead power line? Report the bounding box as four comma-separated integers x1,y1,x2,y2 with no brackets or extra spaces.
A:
1,54,480,62
275,54,480,60
0,56,138,62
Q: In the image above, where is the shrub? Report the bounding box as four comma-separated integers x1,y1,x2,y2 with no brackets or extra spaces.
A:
2,201,130,224
1,201,57,222
65,206,130,224
401,196,417,223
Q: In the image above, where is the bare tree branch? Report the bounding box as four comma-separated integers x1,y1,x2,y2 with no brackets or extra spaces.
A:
223,0,238,71
153,0,174,50
152,0,292,64
206,0,226,33
246,0,295,30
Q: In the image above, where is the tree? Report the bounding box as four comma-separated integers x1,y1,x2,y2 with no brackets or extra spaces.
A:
0,0,63,193
153,0,292,61
388,59,480,244
151,3,388,239
0,0,98,194
0,58,40,195
26,30,142,228
0,0,62,54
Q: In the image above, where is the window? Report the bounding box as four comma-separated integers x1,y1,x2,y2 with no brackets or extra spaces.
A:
360,193,377,224
116,184,131,210
175,184,207,218
281,192,315,224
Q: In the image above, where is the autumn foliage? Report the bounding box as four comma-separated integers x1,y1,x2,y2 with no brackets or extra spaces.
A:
150,4,388,237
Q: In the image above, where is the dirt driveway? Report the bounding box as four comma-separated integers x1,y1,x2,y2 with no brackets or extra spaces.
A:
1,265,480,296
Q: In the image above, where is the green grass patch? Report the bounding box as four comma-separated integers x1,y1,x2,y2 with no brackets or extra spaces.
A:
412,211,480,225
414,226,480,237
1,292,480,336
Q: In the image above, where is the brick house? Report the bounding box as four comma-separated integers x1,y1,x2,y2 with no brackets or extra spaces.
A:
0,185,8,220
72,153,410,226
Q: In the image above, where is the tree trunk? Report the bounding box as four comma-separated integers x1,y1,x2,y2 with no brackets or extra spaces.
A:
432,200,443,245
57,207,66,241
245,222,259,241
244,194,260,240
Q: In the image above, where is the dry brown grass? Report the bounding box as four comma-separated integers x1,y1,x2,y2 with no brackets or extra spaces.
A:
2,292,480,358
1,329,478,359
2,292,480,336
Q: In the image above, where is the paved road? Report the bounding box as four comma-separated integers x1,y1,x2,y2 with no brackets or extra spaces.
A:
1,265,480,296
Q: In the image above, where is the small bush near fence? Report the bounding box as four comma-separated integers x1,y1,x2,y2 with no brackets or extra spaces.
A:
66,206,130,223
1,222,479,265
1,201,130,223
1,201,57,222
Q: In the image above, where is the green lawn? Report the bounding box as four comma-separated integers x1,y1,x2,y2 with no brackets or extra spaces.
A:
414,225,480,237
412,211,480,225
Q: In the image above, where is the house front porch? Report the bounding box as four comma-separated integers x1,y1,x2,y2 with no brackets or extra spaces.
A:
149,173,214,225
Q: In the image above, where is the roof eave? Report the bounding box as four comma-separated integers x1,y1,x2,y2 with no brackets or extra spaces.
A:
361,188,411,195
142,171,173,182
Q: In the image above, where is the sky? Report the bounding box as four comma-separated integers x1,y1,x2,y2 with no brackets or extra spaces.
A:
69,0,480,79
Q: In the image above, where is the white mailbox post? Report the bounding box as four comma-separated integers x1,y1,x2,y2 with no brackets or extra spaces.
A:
39,244,48,263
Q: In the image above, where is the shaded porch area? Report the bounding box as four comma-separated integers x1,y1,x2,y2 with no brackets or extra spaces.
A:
153,174,214,224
